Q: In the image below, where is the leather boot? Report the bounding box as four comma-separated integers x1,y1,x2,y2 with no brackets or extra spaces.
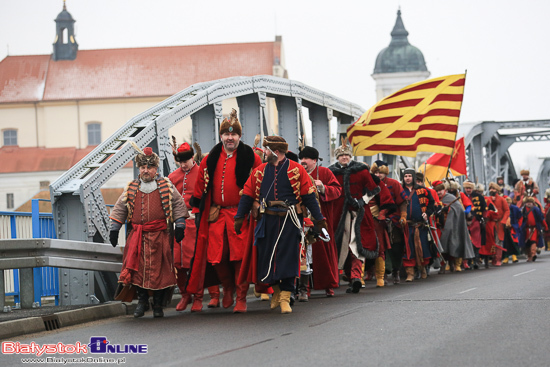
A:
512,254,518,263
493,249,502,266
207,286,220,308
134,288,150,318
502,257,509,264
152,289,165,318
484,256,489,269
260,293,270,301
176,292,192,312
420,266,428,279
374,257,385,287
191,289,204,312
298,274,309,302
215,263,235,309
454,257,463,272
392,269,400,284
233,283,248,313
405,267,414,282
271,284,281,310
233,261,248,313
279,291,292,314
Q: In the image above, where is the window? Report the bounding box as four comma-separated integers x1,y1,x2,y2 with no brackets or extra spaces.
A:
87,123,101,146
7,193,14,210
3,130,17,146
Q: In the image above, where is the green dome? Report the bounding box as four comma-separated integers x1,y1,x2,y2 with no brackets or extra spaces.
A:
374,10,427,74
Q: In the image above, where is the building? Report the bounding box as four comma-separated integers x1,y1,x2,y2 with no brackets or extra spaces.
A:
372,9,430,101
0,3,287,210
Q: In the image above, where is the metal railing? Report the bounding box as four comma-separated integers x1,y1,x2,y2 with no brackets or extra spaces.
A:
0,199,59,309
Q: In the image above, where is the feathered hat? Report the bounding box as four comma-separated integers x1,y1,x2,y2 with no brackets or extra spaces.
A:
170,136,194,162
252,134,265,160
334,137,353,159
219,108,242,136
130,141,160,168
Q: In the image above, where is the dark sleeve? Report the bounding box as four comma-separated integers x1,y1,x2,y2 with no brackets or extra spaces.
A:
302,192,324,221
425,189,435,216
235,194,255,219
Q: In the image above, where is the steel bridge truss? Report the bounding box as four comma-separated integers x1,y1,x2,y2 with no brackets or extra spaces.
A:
50,75,364,245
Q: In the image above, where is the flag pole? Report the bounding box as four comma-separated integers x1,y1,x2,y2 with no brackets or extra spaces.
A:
445,70,468,179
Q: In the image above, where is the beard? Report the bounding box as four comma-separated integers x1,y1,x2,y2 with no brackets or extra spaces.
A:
490,190,496,196
141,173,155,183
266,153,278,164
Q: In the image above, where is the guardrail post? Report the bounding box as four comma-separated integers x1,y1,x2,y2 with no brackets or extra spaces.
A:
19,268,34,309
31,200,43,307
0,270,4,310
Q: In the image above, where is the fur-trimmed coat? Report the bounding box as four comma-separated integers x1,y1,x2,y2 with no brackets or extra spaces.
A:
329,160,394,262
186,142,261,293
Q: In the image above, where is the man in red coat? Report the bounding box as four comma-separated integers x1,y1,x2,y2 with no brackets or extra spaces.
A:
480,182,510,267
298,146,342,299
187,109,262,313
328,141,394,293
168,140,220,312
371,160,406,284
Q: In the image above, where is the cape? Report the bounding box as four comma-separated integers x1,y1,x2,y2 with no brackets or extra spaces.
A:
440,193,475,259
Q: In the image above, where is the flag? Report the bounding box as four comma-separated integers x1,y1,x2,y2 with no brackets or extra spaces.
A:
347,74,466,157
420,137,467,184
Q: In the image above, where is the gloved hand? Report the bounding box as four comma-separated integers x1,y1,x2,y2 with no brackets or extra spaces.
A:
234,217,244,235
314,219,328,234
109,230,119,247
399,212,407,226
175,226,185,242
378,209,387,221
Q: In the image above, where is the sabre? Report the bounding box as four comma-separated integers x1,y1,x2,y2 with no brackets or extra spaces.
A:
426,218,446,267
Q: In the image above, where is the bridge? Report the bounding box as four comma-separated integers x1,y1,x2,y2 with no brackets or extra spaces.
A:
2,75,548,307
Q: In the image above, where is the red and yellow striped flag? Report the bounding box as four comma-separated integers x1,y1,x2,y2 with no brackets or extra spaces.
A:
347,74,466,157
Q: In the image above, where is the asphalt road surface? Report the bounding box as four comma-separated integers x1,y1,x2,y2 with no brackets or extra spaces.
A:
2,253,549,367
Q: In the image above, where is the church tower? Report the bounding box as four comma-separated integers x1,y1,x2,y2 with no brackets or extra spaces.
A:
372,9,429,101
52,1,78,61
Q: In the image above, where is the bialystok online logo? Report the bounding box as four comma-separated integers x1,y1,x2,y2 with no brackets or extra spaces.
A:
2,337,147,356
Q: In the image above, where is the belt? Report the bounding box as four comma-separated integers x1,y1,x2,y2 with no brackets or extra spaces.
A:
265,209,289,217
212,205,238,209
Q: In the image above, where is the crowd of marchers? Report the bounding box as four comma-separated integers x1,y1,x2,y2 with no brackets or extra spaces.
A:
108,110,550,318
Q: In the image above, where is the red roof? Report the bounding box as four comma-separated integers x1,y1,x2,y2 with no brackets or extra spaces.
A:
0,145,133,173
0,40,282,103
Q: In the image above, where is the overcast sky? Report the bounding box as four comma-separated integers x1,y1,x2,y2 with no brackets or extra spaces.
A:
1,0,549,176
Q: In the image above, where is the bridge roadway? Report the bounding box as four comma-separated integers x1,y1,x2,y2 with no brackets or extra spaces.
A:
2,253,549,366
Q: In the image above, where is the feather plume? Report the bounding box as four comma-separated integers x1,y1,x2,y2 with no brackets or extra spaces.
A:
129,140,144,154
193,142,203,164
170,136,178,155
253,134,261,148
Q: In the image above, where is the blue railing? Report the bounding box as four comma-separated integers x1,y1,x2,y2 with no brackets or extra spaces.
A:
1,199,59,307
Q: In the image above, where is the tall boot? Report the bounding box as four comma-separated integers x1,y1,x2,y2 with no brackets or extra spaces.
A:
392,269,400,284
279,291,292,314
134,287,150,318
191,289,204,312
405,267,415,282
270,284,281,310
454,257,463,272
484,256,489,269
233,261,248,313
207,286,220,308
375,257,385,288
175,269,191,311
420,266,428,279
512,254,518,263
494,249,502,266
298,274,310,301
215,262,235,309
152,289,165,318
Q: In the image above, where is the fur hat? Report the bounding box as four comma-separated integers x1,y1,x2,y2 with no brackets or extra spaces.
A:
286,150,299,162
415,171,424,183
219,109,242,136
488,182,502,192
299,146,322,161
446,179,460,191
263,135,288,154
134,145,160,168
545,188,550,199
432,180,446,191
334,137,353,159
170,136,194,162
373,160,389,175
505,196,513,204
523,196,536,204
475,183,485,193
462,181,475,189
370,162,380,174
520,169,530,176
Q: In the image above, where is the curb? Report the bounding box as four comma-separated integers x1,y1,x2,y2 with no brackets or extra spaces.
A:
0,303,127,340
